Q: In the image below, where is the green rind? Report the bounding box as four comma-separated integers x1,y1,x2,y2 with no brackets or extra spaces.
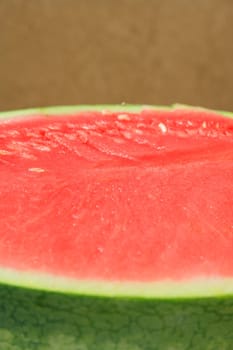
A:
0,104,165,119
0,103,232,120
0,284,233,350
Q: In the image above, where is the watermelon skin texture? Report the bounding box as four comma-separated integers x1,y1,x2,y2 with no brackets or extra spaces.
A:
0,284,233,350
0,105,233,350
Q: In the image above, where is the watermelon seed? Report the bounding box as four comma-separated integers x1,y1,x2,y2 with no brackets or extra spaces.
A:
32,144,51,152
117,114,131,121
28,167,45,173
158,122,168,133
202,121,207,129
121,131,132,140
0,149,13,155
134,129,143,135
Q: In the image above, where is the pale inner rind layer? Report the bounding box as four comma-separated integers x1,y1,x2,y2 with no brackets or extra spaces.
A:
0,267,232,298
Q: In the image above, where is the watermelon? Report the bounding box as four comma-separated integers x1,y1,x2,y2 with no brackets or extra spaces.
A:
0,105,232,350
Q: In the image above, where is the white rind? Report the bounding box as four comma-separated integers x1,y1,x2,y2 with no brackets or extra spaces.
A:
0,267,232,299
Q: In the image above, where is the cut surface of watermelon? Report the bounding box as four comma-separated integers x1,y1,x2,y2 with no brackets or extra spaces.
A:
0,105,233,350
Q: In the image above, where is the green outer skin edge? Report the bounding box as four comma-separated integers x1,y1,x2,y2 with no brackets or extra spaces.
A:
0,104,166,119
0,104,233,349
0,103,232,119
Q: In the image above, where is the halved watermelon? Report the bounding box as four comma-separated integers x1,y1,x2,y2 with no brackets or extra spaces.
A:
0,105,232,350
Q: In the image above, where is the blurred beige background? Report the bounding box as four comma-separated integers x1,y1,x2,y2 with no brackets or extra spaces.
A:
0,0,233,112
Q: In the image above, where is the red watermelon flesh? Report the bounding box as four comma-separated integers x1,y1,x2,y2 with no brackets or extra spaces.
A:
0,107,233,284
